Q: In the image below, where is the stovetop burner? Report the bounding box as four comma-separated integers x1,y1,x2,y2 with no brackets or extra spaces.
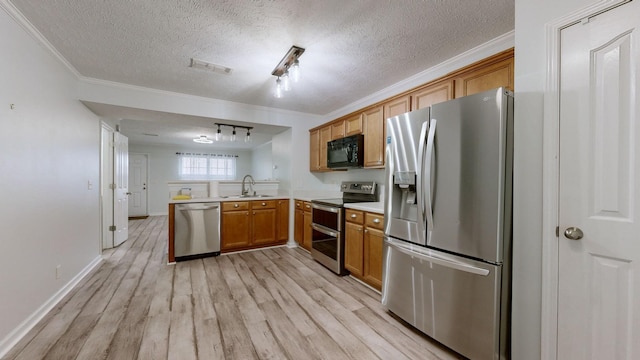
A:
311,181,378,207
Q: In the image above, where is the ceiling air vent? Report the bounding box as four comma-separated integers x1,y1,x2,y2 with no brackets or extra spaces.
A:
190,58,233,75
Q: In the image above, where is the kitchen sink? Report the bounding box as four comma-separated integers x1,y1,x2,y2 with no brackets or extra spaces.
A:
220,194,272,198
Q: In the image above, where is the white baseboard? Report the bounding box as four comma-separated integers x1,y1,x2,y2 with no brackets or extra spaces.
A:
0,256,103,358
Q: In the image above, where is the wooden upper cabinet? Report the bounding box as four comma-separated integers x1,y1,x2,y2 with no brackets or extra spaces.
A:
345,114,363,136
454,53,514,98
410,79,454,110
383,95,411,120
319,126,331,171
309,129,320,171
331,121,345,140
362,105,385,168
310,126,331,172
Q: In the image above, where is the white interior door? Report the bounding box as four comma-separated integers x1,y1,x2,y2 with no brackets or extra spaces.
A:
128,153,148,217
101,124,114,249
114,132,129,246
559,2,640,358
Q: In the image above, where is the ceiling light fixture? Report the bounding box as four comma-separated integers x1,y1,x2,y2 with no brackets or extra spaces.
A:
193,135,213,144
215,124,222,141
214,123,253,143
271,45,305,98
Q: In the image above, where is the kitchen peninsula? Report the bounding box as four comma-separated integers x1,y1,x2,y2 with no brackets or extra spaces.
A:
167,180,289,263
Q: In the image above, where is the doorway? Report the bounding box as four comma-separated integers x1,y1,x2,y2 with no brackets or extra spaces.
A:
550,1,640,358
128,153,148,218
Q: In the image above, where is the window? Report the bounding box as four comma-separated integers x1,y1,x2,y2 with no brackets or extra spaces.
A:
177,152,237,180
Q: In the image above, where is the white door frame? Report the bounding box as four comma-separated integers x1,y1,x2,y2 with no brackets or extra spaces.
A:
541,0,631,358
100,123,115,250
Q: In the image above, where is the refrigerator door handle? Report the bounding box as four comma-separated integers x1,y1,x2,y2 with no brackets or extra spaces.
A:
386,238,490,276
424,119,436,232
417,120,429,236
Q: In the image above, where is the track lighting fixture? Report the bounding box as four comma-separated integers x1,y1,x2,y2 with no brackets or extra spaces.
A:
271,45,305,98
212,123,253,143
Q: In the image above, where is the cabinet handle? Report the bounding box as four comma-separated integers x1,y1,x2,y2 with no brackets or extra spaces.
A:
373,218,380,224
350,214,357,218
262,202,266,206
234,203,239,208
364,229,369,233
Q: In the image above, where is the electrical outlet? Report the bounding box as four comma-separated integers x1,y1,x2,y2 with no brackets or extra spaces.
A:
55,265,61,279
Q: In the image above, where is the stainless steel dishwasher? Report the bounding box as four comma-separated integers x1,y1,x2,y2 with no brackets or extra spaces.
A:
174,202,221,261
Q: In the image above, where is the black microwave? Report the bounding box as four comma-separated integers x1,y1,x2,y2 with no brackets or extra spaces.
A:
327,134,364,169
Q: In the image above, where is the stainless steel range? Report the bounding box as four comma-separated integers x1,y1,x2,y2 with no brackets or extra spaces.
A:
311,181,378,275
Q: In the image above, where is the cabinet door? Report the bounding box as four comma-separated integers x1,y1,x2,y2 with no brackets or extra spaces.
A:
364,227,384,290
253,208,277,245
309,129,320,171
276,199,289,243
345,114,363,135
294,208,304,243
410,79,454,110
302,209,312,251
221,210,251,251
454,56,514,98
331,120,345,140
319,126,332,171
345,221,364,277
362,106,385,168
384,95,411,119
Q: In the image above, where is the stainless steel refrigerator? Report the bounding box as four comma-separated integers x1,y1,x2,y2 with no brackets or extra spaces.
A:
382,87,513,360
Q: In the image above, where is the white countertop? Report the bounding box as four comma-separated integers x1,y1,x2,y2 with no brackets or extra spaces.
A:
344,201,384,214
169,194,289,204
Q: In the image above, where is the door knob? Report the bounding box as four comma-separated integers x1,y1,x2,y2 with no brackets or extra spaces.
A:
564,227,584,240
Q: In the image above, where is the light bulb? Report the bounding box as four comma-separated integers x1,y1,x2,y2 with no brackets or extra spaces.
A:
231,127,237,142
282,70,291,91
215,126,221,141
245,131,251,143
275,77,283,98
290,59,300,82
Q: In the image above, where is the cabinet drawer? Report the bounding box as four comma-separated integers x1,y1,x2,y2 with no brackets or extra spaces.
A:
295,200,304,209
222,201,250,211
252,200,276,209
365,212,384,230
346,209,364,224
303,201,312,212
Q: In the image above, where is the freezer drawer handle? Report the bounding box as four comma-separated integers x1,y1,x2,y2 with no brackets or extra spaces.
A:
386,239,490,276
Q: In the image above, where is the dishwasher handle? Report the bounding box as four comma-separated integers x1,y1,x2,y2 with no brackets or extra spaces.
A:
176,203,220,211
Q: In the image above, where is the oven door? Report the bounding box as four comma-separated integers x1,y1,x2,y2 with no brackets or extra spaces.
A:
310,223,345,275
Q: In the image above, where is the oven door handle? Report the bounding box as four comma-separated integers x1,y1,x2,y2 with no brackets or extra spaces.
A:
311,223,339,238
311,203,341,213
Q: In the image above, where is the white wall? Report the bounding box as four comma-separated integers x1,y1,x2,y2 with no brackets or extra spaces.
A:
128,143,252,215
512,0,597,359
251,141,273,180
0,6,101,352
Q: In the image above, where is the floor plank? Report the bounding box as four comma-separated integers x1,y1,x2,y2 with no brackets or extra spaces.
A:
3,216,463,360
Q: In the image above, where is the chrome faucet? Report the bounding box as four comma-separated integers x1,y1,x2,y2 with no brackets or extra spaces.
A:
241,174,255,196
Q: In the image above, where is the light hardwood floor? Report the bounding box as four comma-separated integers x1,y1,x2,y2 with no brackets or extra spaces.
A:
4,216,462,360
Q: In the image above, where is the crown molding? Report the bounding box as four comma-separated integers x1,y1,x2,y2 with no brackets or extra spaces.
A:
0,0,82,79
324,30,515,121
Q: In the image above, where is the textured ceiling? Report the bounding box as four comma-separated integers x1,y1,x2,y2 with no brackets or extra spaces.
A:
9,0,514,147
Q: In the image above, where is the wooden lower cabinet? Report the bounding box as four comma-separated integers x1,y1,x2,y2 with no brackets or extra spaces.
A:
345,209,384,290
221,201,252,251
302,202,312,251
221,199,288,252
294,199,313,251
